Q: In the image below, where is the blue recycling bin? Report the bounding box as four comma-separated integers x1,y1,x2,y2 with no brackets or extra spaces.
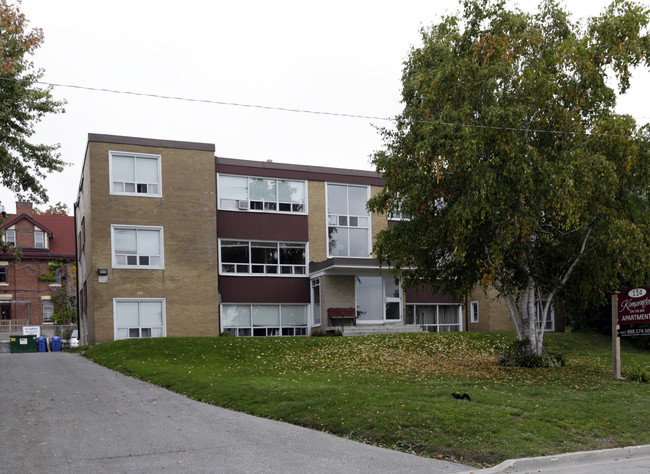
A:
51,336,61,352
37,337,48,352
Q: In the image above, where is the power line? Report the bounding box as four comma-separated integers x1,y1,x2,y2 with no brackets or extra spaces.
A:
32,79,393,122
0,76,647,140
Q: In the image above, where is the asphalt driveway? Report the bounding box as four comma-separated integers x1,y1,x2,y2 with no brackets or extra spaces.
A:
0,352,471,473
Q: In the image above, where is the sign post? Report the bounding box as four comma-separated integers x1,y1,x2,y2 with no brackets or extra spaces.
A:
615,287,650,379
611,291,620,379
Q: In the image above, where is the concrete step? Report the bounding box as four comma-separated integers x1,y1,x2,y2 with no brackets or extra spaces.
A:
337,325,424,337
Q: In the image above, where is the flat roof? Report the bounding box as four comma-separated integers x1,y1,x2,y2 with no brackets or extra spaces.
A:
88,133,215,152
216,156,380,179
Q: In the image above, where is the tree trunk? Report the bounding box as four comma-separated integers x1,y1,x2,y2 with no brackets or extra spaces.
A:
503,277,544,356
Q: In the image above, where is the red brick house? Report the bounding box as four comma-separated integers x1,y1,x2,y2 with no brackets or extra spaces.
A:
0,201,76,331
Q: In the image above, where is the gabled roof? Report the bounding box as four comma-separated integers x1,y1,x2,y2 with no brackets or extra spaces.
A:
1,213,75,258
3,214,55,236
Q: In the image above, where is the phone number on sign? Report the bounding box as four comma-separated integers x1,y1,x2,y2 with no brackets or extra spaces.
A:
618,327,650,337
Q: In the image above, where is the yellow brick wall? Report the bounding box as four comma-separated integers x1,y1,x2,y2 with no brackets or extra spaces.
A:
467,286,515,332
85,140,219,343
320,275,356,325
308,181,327,262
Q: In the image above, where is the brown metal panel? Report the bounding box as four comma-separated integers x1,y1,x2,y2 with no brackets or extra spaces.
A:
217,211,308,241
88,133,215,151
405,285,459,304
219,276,310,303
216,157,384,186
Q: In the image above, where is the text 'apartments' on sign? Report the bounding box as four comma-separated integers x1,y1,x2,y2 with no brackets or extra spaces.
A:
618,287,650,325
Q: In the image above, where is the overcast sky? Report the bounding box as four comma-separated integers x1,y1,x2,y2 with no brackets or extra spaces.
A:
3,0,648,213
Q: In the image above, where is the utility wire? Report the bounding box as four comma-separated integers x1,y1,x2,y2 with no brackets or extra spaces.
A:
1,76,647,140
31,79,393,122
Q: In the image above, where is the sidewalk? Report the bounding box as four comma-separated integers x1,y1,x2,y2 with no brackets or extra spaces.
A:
457,444,650,473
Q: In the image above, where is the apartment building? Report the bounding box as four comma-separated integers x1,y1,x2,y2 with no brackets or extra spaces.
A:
77,134,562,345
0,201,75,328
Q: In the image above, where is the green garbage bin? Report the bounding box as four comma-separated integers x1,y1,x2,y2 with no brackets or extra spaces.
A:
9,334,38,353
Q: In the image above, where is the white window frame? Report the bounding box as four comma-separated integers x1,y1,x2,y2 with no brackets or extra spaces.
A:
355,276,403,322
406,303,462,332
470,301,479,324
5,229,15,246
326,183,372,258
109,151,162,198
34,231,45,248
536,301,555,332
113,298,166,340
220,303,309,337
218,239,308,277
42,300,54,322
111,225,164,269
388,193,410,220
217,173,308,214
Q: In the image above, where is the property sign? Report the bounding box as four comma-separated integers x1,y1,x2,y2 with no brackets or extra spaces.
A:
618,287,650,325
22,326,41,336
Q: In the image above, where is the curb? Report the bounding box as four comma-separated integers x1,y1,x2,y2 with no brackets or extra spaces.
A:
455,444,650,473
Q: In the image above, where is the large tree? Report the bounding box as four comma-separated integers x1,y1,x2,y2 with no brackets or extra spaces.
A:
368,0,650,356
0,0,65,204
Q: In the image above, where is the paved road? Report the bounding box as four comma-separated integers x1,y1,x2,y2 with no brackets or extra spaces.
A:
0,352,470,473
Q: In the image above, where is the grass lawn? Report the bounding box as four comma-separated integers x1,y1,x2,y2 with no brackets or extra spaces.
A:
82,331,650,467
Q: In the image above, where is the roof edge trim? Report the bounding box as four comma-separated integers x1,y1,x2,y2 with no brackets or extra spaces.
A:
88,133,215,152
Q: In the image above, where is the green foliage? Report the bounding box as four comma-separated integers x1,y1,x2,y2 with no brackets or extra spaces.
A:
368,0,650,355
83,332,650,467
38,259,76,325
0,0,66,204
498,338,566,368
219,331,234,337
33,202,70,215
626,363,649,383
0,214,21,257
37,261,58,282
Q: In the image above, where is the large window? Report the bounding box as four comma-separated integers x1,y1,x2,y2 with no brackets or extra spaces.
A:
218,174,306,213
114,299,165,340
112,225,164,269
221,304,308,337
406,304,461,332
220,240,306,275
327,184,370,258
110,151,162,197
355,276,401,322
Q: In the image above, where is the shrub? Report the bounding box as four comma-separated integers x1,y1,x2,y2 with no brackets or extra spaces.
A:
626,363,649,383
498,338,566,368
310,328,343,337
